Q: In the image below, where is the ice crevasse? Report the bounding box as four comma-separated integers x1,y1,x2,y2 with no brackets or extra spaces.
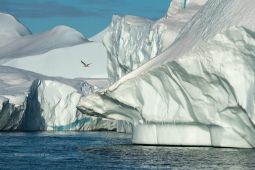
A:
78,0,255,148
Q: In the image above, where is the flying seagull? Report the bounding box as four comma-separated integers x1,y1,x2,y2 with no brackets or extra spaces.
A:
81,60,91,67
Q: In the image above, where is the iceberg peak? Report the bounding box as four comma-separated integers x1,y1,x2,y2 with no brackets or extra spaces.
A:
167,0,207,17
0,13,31,38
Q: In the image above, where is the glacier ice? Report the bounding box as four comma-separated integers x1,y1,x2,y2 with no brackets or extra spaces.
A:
2,0,255,149
0,23,87,60
78,0,255,148
0,66,131,132
0,13,31,40
0,12,107,78
78,26,255,148
0,12,123,131
103,15,154,82
103,0,207,83
0,95,27,130
2,42,108,78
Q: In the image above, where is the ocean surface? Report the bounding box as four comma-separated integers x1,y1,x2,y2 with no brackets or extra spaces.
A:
0,131,254,170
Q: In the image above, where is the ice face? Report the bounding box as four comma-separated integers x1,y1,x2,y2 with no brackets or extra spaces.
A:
166,0,207,17
103,15,154,82
0,95,27,130
0,79,126,132
0,12,129,132
78,25,255,148
103,0,207,83
0,66,132,132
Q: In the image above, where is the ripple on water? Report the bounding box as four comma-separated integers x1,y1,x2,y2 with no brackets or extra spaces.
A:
0,132,254,170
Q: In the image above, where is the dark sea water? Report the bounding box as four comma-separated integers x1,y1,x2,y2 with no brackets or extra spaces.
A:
0,132,254,170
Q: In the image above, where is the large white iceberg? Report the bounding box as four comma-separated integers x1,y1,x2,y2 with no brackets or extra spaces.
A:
0,13,86,59
20,79,118,131
102,0,207,82
78,0,255,148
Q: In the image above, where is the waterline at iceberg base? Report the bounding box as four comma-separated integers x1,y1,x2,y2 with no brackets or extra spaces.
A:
132,124,251,148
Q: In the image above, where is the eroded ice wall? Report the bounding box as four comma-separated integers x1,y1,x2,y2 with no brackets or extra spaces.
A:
103,0,207,83
79,26,255,148
0,66,131,132
78,0,255,148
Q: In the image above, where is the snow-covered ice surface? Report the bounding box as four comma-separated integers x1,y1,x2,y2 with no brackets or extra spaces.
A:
0,13,87,59
0,13,31,47
103,0,207,82
2,42,107,78
78,0,255,148
0,12,107,78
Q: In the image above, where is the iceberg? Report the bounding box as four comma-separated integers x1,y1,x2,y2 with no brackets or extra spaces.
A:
0,66,122,131
102,0,207,82
20,79,117,131
0,13,31,47
0,13,133,132
0,14,87,59
0,13,107,78
78,0,255,148
2,42,107,78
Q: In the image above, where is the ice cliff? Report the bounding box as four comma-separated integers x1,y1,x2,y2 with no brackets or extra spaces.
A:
0,66,131,132
103,0,207,82
20,79,116,131
78,0,255,148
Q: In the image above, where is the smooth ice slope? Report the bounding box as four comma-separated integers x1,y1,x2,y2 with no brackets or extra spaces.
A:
3,42,107,78
0,13,107,78
0,25,87,60
78,0,255,148
0,13,30,45
103,0,207,82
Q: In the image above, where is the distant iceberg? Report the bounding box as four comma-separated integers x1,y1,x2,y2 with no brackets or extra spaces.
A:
0,12,107,78
0,66,128,131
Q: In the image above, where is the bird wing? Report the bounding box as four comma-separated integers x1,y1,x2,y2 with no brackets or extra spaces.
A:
81,60,92,67
81,60,86,65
